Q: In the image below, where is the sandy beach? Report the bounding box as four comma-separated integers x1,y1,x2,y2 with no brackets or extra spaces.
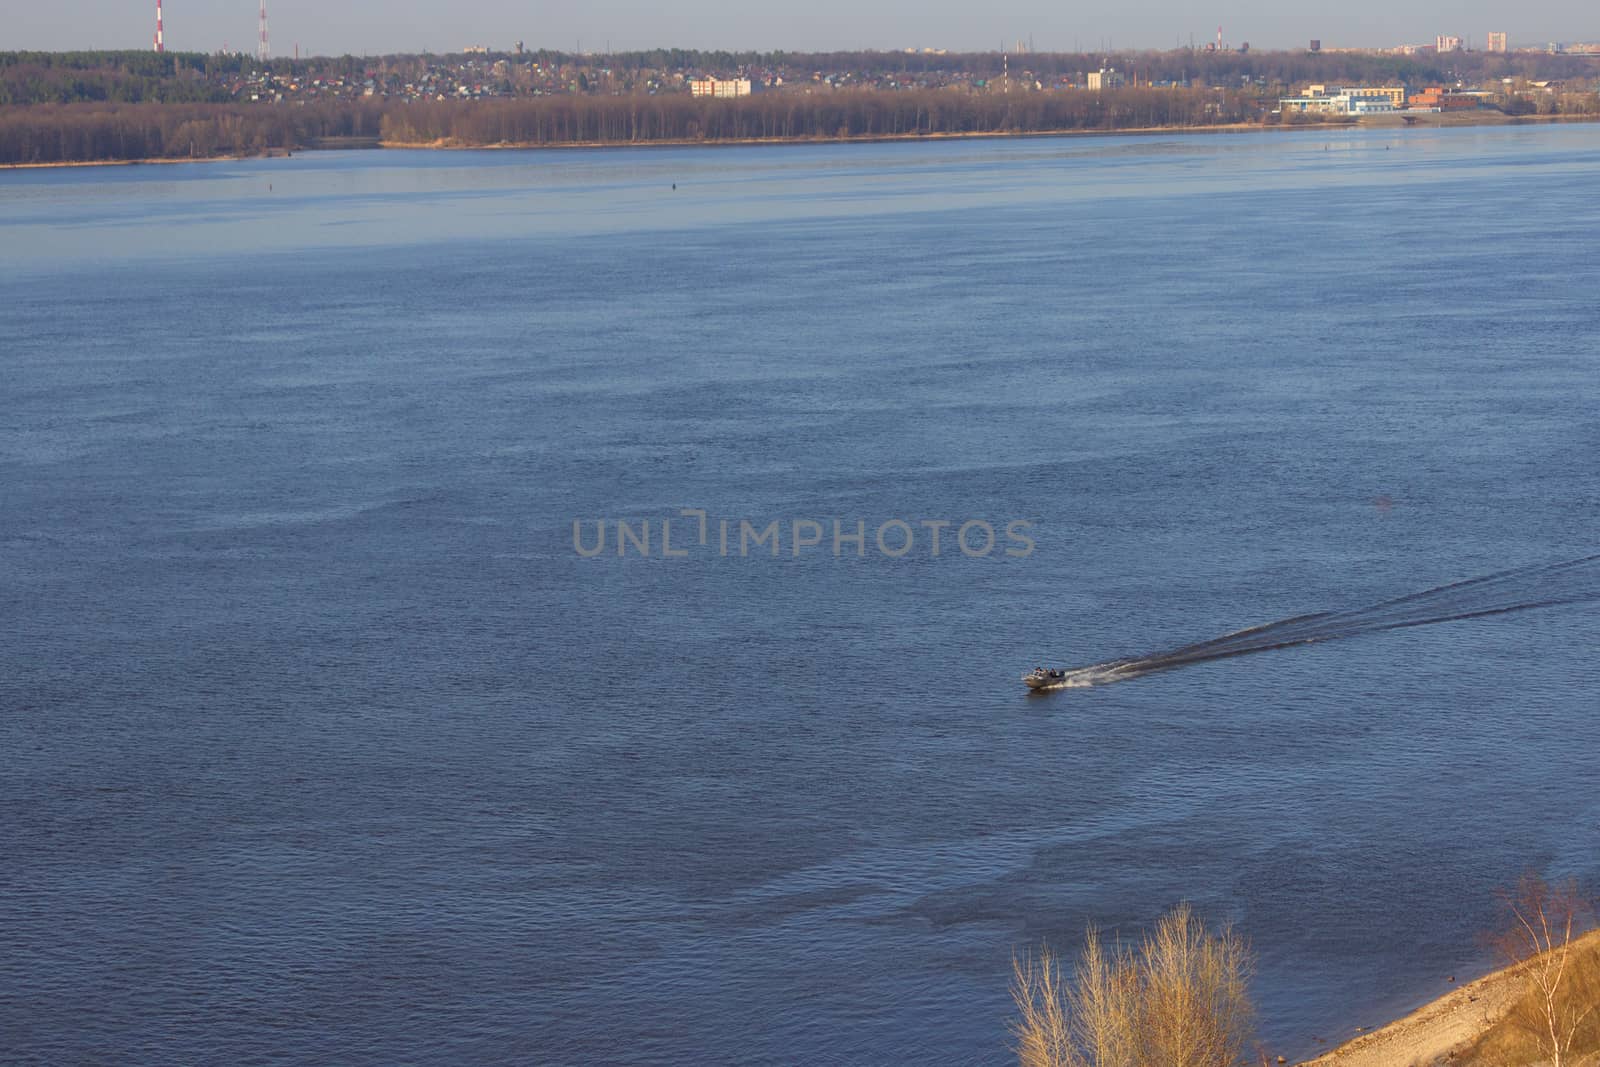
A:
1301,929,1600,1067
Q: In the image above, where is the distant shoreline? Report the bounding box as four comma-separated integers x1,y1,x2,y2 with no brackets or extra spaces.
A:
377,121,1276,153
3,111,1596,171
0,156,246,171
0,148,287,171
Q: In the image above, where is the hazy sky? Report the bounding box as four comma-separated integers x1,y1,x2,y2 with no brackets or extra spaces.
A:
11,0,1598,57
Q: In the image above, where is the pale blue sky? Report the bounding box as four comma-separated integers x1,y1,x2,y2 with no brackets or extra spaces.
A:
10,0,1597,57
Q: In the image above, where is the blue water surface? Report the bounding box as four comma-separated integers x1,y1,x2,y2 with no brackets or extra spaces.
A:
3,124,1599,1065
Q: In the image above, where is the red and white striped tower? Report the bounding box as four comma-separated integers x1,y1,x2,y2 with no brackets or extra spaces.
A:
258,0,270,61
154,0,164,52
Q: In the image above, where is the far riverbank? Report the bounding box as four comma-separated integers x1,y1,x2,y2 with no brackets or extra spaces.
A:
4,110,1597,171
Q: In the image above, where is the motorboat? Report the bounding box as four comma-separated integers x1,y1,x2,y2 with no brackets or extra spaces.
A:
1022,667,1067,690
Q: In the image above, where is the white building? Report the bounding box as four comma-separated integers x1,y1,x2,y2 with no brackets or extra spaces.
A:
1436,35,1463,53
690,77,752,98
1277,85,1406,115
1087,68,1125,90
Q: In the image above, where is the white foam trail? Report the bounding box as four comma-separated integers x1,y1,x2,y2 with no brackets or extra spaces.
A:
1033,553,1600,690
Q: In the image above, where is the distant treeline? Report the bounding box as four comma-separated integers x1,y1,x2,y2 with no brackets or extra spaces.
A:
0,89,1272,163
0,51,248,105
5,85,1600,165
0,101,382,164
378,87,1269,144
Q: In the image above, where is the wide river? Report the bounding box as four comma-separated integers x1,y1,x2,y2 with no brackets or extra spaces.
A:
3,124,1598,1064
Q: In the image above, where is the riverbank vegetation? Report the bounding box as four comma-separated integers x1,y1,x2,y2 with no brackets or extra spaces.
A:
1463,877,1600,1067
0,100,381,164
1026,879,1599,1067
0,88,1268,165
377,86,1265,145
1010,903,1254,1067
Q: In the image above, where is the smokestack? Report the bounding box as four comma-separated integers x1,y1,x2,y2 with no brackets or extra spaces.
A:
154,0,164,52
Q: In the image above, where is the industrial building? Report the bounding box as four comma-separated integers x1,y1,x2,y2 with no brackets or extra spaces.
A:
1407,87,1484,111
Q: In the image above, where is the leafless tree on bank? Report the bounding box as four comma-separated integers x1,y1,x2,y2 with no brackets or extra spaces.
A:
1012,902,1254,1067
1490,874,1600,1067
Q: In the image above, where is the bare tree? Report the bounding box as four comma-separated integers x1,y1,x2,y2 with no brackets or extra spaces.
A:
1140,903,1255,1067
1012,944,1076,1067
1491,874,1600,1067
1073,929,1141,1067
1012,903,1254,1067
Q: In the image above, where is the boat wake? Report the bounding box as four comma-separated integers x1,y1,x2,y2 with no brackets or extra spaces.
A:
1032,553,1600,690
